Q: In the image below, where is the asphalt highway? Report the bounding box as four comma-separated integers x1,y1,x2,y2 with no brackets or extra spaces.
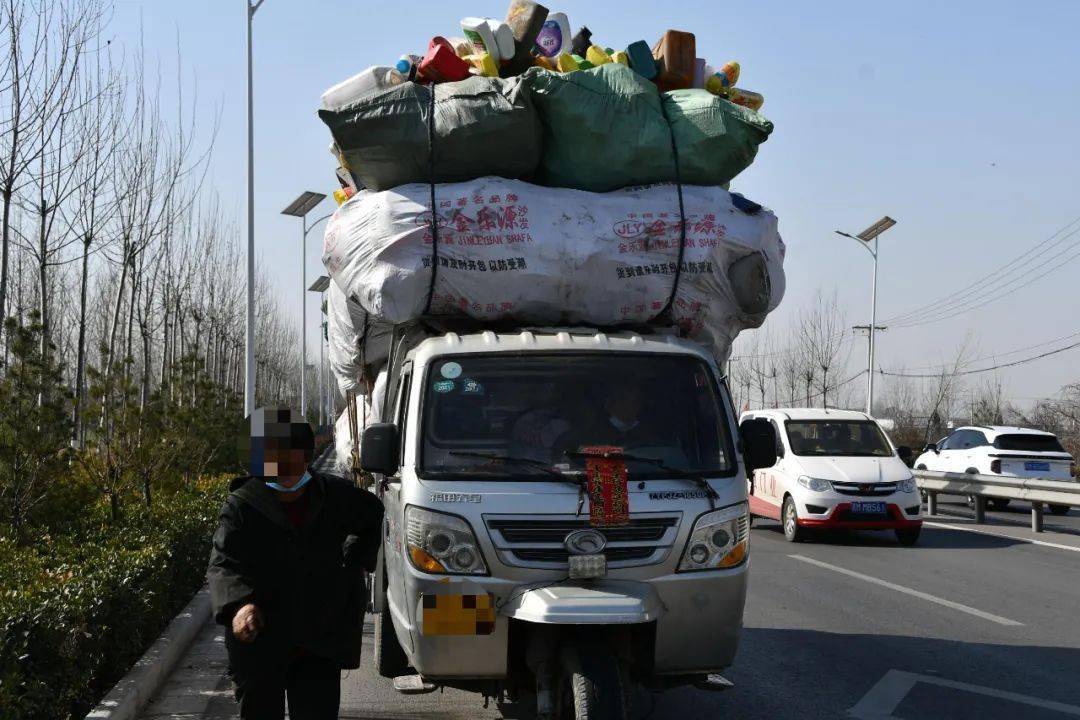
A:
331,508,1080,720
141,465,1080,719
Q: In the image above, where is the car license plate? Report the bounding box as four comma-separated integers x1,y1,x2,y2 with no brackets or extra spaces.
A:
1025,461,1051,472
852,501,886,515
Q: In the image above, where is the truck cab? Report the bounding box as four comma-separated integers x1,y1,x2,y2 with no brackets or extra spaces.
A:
359,327,774,718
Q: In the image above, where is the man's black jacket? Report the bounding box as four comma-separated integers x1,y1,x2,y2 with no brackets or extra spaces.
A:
207,471,383,671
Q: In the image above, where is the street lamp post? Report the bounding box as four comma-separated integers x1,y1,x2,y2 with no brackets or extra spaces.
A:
308,275,332,426
282,192,328,418
835,216,897,417
245,0,266,417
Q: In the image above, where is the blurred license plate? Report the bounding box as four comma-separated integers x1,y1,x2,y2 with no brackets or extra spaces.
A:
1025,461,1051,472
852,501,886,515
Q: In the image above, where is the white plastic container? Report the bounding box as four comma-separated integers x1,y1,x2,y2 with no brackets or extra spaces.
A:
534,11,571,58
460,17,514,63
320,66,405,112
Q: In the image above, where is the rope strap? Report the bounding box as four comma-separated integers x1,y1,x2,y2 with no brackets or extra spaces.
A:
422,86,439,315
656,99,688,326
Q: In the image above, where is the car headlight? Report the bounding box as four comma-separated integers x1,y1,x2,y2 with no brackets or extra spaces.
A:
405,506,488,575
678,502,749,572
797,475,832,493
899,477,917,493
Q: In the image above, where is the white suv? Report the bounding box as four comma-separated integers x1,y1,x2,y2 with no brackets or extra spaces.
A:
913,426,1076,514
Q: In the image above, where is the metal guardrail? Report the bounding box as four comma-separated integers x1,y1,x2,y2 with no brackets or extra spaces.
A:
915,470,1080,532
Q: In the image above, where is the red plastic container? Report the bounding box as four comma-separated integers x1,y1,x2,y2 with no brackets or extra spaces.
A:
419,37,472,83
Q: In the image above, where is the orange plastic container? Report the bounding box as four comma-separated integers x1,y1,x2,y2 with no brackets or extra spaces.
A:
651,30,696,92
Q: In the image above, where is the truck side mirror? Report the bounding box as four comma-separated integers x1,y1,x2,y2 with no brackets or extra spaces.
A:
896,445,913,465
360,423,400,476
739,418,778,474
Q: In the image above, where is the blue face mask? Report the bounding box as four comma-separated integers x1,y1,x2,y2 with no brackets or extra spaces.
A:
265,471,312,493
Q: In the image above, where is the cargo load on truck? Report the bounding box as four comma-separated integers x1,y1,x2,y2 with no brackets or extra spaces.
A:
323,176,784,380
319,7,786,416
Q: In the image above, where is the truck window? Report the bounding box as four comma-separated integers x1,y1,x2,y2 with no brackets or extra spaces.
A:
418,353,736,479
396,372,412,463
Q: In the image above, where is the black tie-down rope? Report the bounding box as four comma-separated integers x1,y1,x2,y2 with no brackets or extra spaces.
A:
655,99,688,327
422,84,439,315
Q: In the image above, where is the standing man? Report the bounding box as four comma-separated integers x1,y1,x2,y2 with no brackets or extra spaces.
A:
208,407,384,719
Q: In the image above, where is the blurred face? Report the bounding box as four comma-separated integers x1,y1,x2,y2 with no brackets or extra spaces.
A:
261,442,309,485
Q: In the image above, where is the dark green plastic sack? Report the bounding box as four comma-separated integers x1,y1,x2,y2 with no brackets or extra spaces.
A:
526,64,773,192
663,88,773,186
318,75,541,191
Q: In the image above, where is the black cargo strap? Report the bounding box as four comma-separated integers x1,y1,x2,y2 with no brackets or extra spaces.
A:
657,99,687,327
422,86,439,315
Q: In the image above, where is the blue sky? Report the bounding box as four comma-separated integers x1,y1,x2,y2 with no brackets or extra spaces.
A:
111,0,1080,403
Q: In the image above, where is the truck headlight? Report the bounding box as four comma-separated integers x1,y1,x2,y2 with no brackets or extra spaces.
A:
406,506,488,575
797,475,832,493
899,477,917,493
678,502,749,572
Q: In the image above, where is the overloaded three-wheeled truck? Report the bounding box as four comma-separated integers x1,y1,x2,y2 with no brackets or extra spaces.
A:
317,10,787,716
344,323,780,719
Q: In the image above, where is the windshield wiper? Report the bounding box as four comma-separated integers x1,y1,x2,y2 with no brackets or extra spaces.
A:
446,451,589,514
565,449,720,510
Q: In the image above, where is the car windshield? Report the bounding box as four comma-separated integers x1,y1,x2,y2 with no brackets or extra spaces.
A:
785,420,893,457
420,353,734,479
993,433,1066,453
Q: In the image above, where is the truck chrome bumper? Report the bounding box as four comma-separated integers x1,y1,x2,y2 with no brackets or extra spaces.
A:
396,564,747,678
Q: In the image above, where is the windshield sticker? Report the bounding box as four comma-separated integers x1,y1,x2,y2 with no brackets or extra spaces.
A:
440,362,462,379
649,490,710,500
461,378,484,395
433,379,455,393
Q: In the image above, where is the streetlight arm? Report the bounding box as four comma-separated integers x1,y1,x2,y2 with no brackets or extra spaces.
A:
834,230,877,259
250,0,266,16
304,212,334,239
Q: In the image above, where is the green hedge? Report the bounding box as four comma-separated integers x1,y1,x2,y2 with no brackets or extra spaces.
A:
0,484,223,720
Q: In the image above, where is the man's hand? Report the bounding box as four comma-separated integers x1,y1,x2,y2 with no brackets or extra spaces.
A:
231,603,262,643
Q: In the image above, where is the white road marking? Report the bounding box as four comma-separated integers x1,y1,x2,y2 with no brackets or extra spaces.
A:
788,554,1023,626
848,669,1080,718
925,520,1080,553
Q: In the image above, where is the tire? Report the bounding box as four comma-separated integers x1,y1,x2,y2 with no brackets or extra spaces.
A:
895,527,921,546
374,592,410,678
782,496,808,543
987,498,1011,511
561,643,631,720
1048,504,1071,516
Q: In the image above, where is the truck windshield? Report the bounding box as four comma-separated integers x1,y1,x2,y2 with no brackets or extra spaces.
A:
420,353,735,479
785,420,893,457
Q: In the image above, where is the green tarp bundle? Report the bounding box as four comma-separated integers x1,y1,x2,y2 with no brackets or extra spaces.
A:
526,63,774,192
318,63,772,193
319,74,542,191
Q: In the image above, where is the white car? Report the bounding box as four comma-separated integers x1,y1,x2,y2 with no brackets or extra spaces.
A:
739,409,923,545
913,425,1077,514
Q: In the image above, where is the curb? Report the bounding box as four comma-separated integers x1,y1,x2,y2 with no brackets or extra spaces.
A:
85,586,212,720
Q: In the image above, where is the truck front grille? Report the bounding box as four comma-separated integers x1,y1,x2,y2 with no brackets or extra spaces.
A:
484,514,681,570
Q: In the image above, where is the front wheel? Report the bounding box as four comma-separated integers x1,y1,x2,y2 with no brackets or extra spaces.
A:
1048,504,1071,516
561,643,631,720
988,498,1011,511
896,526,921,546
782,496,809,543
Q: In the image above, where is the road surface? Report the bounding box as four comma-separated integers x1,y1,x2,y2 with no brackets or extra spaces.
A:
140,493,1080,719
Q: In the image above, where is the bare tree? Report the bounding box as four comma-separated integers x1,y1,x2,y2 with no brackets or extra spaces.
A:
799,291,849,409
